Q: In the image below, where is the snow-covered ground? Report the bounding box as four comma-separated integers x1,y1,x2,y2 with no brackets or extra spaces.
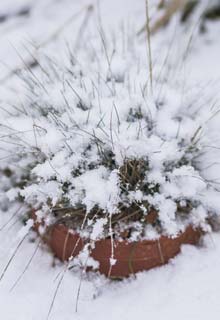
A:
1,207,220,320
1,0,220,319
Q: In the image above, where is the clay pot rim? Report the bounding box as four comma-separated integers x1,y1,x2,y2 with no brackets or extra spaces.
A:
32,208,203,245
51,222,202,244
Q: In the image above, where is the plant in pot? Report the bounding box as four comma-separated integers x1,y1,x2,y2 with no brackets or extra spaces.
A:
2,25,220,279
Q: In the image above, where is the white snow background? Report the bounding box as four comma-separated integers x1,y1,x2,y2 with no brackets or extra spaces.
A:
0,0,220,319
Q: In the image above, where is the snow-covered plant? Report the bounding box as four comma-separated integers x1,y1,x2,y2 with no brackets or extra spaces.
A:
1,26,220,241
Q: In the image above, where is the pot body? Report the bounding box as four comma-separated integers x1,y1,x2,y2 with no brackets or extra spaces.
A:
32,212,84,261
47,224,201,277
90,226,201,277
49,224,84,261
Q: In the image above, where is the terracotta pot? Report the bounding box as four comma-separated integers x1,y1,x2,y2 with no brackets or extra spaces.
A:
45,223,201,278
90,226,201,278
31,212,84,261
31,210,201,277
48,224,84,261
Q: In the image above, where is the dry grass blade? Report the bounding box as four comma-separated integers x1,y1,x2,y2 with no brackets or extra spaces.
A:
138,0,188,36
75,249,92,313
0,234,27,282
10,239,41,292
145,0,153,93
46,209,90,319
46,267,66,320
0,204,24,232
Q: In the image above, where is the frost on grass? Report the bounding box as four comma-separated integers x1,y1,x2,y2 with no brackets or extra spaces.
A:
1,25,220,243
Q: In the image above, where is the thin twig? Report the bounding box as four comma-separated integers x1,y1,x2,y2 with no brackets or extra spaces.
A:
145,0,153,94
0,234,27,282
10,239,41,291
